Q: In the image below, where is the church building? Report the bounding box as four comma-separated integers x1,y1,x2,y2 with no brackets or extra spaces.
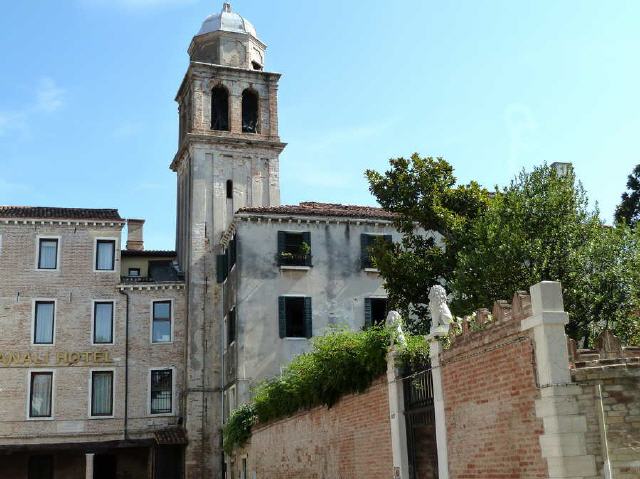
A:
0,4,397,478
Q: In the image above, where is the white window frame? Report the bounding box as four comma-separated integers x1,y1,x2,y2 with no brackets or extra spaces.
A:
35,235,61,271
26,369,55,420
88,368,116,419
150,299,174,344
93,237,119,273
91,300,116,345
148,367,176,416
31,298,57,346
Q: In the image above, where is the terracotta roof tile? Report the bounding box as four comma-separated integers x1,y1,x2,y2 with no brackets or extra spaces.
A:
238,202,396,220
154,427,188,445
0,206,123,221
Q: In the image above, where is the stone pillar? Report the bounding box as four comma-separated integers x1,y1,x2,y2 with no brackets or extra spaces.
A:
521,281,596,478
85,453,95,479
386,350,409,479
428,338,449,479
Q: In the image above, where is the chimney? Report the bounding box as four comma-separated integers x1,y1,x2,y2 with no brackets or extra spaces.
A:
550,162,572,177
126,219,145,251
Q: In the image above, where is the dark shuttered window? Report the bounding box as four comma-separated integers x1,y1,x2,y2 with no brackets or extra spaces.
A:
364,297,389,328
278,296,312,338
361,234,392,269
277,231,311,267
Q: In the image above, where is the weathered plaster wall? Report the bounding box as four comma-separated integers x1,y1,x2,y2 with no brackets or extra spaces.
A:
232,217,399,402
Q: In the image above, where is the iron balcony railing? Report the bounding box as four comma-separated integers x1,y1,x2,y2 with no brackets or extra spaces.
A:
279,253,311,267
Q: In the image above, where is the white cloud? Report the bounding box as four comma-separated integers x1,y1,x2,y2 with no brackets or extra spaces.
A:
0,78,65,137
35,77,65,113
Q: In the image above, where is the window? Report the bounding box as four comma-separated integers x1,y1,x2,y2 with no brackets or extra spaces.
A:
91,371,113,416
128,268,140,277
29,372,53,418
226,179,233,199
152,301,172,343
34,301,55,344
364,298,389,328
96,240,115,271
361,234,392,269
37,238,58,270
241,89,259,133
277,231,311,267
211,84,229,131
94,302,114,344
227,307,236,346
150,369,173,414
278,296,312,338
28,455,53,479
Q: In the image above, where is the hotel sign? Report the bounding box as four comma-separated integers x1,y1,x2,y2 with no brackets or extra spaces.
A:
0,351,114,367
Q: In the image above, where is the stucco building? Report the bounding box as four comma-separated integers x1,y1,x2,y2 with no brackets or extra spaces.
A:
0,3,397,478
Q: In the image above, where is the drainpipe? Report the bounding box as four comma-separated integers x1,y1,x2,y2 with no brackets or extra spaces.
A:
118,288,130,441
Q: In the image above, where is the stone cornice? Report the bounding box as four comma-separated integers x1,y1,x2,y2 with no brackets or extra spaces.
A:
117,283,185,292
0,218,125,228
170,133,286,171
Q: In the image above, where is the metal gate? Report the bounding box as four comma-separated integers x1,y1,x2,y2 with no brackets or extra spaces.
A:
402,366,438,479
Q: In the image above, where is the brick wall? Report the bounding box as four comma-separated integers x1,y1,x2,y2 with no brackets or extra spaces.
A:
234,377,393,479
571,342,640,479
440,295,548,479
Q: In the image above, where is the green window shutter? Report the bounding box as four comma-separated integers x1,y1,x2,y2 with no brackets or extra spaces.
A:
278,297,286,338
304,297,312,338
360,234,371,269
229,237,237,268
364,298,372,329
302,231,311,266
277,231,286,266
216,254,227,283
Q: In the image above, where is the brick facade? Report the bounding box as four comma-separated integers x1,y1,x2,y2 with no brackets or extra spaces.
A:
0,217,186,478
234,378,393,479
440,302,548,479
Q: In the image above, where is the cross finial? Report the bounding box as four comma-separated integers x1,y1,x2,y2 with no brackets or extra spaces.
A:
223,2,232,12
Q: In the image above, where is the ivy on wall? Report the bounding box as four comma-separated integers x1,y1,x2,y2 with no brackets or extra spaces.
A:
222,325,429,454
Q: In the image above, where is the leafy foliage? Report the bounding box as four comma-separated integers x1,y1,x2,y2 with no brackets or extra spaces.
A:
365,154,491,332
222,403,257,455
615,164,640,227
367,156,640,344
222,325,429,453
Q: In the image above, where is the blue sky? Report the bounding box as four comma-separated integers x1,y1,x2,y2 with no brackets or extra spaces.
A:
1,0,639,249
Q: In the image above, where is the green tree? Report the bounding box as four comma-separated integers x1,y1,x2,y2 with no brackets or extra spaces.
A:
451,164,640,343
367,156,640,343
615,164,640,227
365,154,490,332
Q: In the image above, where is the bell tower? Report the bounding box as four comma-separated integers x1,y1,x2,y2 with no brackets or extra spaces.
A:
171,3,285,477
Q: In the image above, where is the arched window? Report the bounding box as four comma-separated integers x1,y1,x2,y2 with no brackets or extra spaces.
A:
242,89,259,133
211,85,229,131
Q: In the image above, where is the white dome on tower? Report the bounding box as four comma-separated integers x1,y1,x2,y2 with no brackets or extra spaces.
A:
197,3,259,39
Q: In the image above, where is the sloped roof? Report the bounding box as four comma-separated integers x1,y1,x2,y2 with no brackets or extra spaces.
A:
0,206,123,221
238,202,397,220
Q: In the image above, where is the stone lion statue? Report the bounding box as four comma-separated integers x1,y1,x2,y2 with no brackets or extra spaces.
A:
386,310,406,347
428,284,453,334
